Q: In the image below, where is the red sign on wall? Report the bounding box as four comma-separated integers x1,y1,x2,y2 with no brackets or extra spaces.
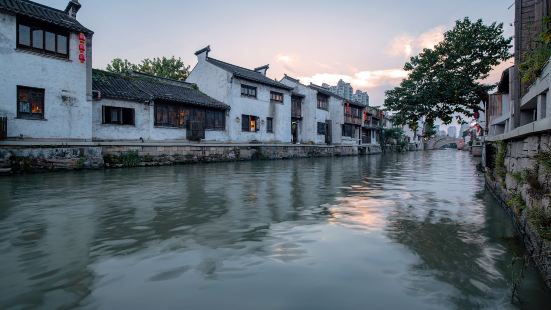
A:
79,33,86,64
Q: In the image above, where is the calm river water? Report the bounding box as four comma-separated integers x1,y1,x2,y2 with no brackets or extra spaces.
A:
0,150,550,309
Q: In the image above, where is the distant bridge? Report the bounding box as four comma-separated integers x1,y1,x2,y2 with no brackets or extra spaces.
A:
426,136,462,150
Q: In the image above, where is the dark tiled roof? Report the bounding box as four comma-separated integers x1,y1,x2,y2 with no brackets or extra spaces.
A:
0,0,92,34
282,74,300,84
206,57,293,91
92,70,230,110
308,83,340,98
93,70,150,103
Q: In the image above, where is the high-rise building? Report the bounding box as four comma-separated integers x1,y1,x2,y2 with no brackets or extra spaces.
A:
322,80,369,106
352,90,369,106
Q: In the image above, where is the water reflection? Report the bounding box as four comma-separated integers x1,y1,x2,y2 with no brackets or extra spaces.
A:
0,151,549,309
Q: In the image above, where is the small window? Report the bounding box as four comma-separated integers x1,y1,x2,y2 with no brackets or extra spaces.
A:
102,106,135,125
241,84,257,98
270,91,283,103
17,18,70,58
205,109,225,131
342,124,355,137
242,114,258,132
32,29,43,49
266,117,273,133
18,24,30,46
45,31,55,52
56,35,68,54
154,103,189,128
317,94,329,110
317,122,327,135
17,86,44,120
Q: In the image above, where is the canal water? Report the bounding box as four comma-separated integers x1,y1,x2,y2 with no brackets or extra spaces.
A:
0,150,549,309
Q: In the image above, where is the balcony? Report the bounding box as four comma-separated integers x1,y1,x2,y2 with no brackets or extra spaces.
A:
362,118,382,129
344,114,362,125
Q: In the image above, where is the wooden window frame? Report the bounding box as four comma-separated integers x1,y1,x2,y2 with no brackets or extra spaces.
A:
102,106,135,126
204,109,226,131
241,84,257,98
270,91,284,103
242,114,259,132
17,86,45,120
342,124,355,138
317,94,329,110
317,122,327,135
266,117,273,133
154,102,189,128
16,16,70,59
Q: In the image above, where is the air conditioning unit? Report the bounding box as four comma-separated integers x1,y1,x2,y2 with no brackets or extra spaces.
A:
187,121,205,141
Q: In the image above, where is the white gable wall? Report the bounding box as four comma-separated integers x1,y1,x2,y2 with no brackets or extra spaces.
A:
188,59,292,143
0,12,92,140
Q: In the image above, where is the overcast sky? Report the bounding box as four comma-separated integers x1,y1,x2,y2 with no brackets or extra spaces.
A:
41,0,514,114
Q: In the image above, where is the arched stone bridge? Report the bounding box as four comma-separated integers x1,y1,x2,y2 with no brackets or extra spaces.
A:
427,136,462,150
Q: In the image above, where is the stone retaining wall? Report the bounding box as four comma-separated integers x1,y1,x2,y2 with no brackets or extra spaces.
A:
102,144,364,168
485,133,551,289
486,175,551,289
0,143,384,173
0,146,103,173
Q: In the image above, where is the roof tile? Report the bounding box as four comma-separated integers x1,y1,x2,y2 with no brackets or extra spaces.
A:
92,70,230,110
207,57,293,91
0,0,92,34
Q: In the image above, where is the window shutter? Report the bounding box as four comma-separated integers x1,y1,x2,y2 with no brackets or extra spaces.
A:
242,115,249,131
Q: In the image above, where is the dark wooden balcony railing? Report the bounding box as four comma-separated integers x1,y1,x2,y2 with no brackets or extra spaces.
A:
345,114,362,125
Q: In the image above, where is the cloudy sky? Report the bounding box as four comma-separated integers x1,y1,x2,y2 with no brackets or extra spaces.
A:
43,0,514,109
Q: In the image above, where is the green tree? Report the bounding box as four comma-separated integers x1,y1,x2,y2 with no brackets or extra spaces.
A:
138,57,190,80
384,18,512,127
106,58,137,74
106,56,191,80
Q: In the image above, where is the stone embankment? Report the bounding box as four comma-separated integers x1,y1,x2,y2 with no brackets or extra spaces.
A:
0,142,383,174
485,133,551,289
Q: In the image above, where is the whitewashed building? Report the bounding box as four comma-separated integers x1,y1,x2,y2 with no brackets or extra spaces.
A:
280,75,329,144
92,70,230,141
308,83,347,145
0,0,93,140
187,46,294,143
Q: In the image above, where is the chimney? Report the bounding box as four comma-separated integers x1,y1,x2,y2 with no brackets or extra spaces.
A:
194,45,211,62
254,65,269,76
65,0,81,18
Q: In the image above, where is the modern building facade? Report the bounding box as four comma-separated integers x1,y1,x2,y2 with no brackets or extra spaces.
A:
352,90,370,107
322,79,369,106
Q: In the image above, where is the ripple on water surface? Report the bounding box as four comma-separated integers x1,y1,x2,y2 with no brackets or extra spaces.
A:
0,150,549,309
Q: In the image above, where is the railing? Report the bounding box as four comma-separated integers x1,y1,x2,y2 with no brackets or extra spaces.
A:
363,118,382,129
0,116,6,140
344,115,362,125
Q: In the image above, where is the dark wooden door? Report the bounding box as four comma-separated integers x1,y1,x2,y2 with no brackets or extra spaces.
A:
325,120,332,145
